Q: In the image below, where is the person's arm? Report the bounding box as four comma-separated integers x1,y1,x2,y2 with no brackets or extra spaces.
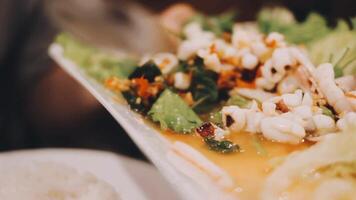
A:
0,0,101,145
26,66,101,129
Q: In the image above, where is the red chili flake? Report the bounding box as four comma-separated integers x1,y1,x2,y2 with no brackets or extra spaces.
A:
132,77,150,99
217,70,238,89
209,44,217,54
196,122,215,137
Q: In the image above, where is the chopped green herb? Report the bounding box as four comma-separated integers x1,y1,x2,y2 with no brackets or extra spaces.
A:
334,66,344,78
208,111,223,126
268,156,286,168
226,95,250,108
189,58,219,113
122,91,149,113
129,62,162,82
121,62,164,113
149,89,202,133
320,106,336,119
204,137,239,154
252,136,268,156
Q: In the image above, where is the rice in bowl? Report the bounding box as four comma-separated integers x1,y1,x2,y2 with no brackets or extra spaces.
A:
0,161,119,200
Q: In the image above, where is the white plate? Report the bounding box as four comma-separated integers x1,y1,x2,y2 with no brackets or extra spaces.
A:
49,44,232,200
0,148,179,200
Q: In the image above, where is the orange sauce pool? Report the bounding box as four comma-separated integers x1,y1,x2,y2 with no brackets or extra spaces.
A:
162,130,311,199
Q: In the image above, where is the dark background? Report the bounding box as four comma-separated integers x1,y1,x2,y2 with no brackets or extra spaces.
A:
0,0,355,159
142,0,355,22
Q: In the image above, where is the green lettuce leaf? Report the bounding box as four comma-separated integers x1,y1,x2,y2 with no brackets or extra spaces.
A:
55,33,137,80
226,95,250,108
308,22,356,76
258,7,296,34
149,89,202,133
186,11,237,36
258,8,330,44
208,111,223,126
351,17,356,29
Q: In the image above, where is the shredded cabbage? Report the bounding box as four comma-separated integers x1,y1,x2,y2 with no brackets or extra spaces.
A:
262,128,356,200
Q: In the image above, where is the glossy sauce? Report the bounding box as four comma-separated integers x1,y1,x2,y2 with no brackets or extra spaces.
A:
162,130,311,199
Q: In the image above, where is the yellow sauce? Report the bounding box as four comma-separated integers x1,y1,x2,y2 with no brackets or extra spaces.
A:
162,130,311,199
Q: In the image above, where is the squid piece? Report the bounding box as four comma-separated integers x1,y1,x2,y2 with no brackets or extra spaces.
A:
314,63,354,114
260,116,306,144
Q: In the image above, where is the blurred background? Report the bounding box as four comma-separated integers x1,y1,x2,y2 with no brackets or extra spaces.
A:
0,0,355,159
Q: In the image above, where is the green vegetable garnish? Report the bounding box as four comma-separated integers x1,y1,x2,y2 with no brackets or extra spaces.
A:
122,91,147,113
320,106,336,119
187,11,237,36
208,111,223,126
352,17,356,29
56,33,137,80
333,66,344,78
129,61,162,82
226,95,250,108
251,136,268,156
149,89,202,133
329,47,356,78
190,58,219,113
204,137,239,154
258,7,296,34
258,8,330,44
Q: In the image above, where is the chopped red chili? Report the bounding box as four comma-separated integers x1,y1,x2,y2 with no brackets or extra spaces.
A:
196,122,215,137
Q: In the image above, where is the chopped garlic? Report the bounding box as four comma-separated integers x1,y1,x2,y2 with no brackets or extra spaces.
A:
174,72,191,90
241,53,258,70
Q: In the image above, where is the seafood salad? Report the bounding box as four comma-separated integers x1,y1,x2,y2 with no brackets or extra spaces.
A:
54,5,356,200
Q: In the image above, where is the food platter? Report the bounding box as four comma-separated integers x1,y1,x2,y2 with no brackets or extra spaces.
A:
48,6,356,199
